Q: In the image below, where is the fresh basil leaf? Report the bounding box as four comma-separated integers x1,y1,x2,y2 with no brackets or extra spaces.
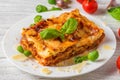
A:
60,18,78,34
74,56,88,64
59,33,65,40
50,7,61,11
34,15,42,23
74,56,83,64
108,7,120,20
48,0,56,5
36,4,48,13
40,28,62,39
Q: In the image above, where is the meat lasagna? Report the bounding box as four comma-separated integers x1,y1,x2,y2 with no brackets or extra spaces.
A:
20,9,105,66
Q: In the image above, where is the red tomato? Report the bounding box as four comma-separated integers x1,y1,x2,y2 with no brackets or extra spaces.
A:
118,28,120,37
82,0,98,14
116,56,120,69
117,28,120,40
77,0,84,4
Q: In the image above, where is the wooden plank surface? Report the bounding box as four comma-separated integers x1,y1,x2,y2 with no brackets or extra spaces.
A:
0,0,120,80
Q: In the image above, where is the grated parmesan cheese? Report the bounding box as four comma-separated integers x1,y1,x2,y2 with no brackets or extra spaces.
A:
103,45,112,50
71,61,87,73
41,68,52,75
12,53,28,61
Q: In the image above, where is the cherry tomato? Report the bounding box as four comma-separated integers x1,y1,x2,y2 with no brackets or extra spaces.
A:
117,28,120,40
82,0,98,14
118,28,120,36
118,28,120,37
76,0,84,4
116,56,120,69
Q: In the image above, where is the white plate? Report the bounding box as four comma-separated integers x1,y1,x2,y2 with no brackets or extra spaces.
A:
2,10,116,78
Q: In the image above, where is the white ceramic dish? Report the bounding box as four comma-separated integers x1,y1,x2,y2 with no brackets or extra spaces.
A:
2,10,116,78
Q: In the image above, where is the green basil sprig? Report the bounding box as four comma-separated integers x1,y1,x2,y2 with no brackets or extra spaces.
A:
34,15,42,23
74,56,88,64
48,0,56,5
17,45,31,57
60,18,78,34
36,4,48,13
108,7,120,20
74,50,99,64
50,7,62,11
40,18,78,40
40,28,64,40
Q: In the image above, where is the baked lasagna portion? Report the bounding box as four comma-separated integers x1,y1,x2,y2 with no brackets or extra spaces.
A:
20,9,105,66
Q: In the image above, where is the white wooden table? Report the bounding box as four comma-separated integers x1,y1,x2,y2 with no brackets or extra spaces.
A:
0,0,120,80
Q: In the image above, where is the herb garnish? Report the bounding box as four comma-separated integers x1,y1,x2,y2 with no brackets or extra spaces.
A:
40,18,78,40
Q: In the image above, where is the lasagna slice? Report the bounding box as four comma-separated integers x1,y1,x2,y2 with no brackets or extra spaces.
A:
20,9,105,66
